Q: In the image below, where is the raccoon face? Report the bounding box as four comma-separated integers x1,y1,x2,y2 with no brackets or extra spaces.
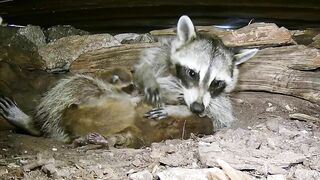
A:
171,15,258,114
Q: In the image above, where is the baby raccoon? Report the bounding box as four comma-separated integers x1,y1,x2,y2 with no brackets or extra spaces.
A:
0,68,212,148
134,15,258,128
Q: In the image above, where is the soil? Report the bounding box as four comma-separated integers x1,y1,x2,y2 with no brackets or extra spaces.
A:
0,91,319,179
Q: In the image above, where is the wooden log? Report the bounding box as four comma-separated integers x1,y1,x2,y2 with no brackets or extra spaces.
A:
236,45,320,105
151,23,295,48
71,44,320,105
70,43,159,74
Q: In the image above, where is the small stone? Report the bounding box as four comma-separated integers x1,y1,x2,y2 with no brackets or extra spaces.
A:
198,142,222,153
278,126,299,138
266,106,277,112
42,163,57,177
234,98,244,104
267,174,286,180
7,163,20,168
132,159,142,167
44,25,90,42
17,25,46,48
114,33,139,43
294,168,320,180
285,105,293,111
129,170,153,180
19,159,28,165
268,165,287,175
0,168,8,176
166,144,176,153
115,33,156,44
266,117,280,132
157,168,228,180
159,153,188,167
266,138,277,149
127,169,137,175
52,148,58,151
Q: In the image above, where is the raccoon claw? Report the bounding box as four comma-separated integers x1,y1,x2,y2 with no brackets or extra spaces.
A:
86,132,109,147
73,132,109,148
144,108,168,120
0,96,18,119
177,94,186,105
144,87,161,106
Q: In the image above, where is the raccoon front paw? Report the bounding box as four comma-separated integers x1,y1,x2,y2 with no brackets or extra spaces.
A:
73,132,109,148
86,132,109,147
144,86,161,106
0,96,19,121
177,93,186,105
144,108,168,120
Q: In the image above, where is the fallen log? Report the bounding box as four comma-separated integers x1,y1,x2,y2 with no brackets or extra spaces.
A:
70,43,158,74
151,23,296,48
71,44,320,106
236,45,320,105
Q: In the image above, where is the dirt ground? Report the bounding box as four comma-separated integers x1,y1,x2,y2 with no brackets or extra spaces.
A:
0,91,319,179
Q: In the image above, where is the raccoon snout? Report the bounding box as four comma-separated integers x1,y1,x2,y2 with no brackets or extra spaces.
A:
190,102,205,114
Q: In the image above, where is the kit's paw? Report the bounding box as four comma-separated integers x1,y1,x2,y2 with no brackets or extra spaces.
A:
144,107,168,120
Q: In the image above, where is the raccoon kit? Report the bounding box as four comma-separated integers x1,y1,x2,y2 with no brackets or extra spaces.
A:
134,15,258,128
0,68,212,148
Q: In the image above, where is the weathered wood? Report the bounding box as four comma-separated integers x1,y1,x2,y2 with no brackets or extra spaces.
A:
236,45,320,105
71,44,320,105
151,23,295,48
70,43,159,74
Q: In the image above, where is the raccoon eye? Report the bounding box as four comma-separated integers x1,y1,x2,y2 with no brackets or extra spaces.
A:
186,69,196,78
209,79,226,97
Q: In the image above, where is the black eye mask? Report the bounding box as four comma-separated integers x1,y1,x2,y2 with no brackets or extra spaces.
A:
176,64,199,88
209,79,226,97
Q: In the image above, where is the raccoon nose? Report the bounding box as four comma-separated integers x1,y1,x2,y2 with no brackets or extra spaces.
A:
190,102,205,114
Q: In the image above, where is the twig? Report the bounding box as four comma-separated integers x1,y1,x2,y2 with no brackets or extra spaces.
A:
181,120,186,139
289,113,320,123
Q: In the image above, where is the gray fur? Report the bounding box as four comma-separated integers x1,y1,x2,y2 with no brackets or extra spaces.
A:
1,74,140,142
0,97,40,136
35,74,117,142
205,94,235,128
134,15,258,129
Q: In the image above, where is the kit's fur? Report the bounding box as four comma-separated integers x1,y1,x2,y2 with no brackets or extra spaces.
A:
0,68,213,147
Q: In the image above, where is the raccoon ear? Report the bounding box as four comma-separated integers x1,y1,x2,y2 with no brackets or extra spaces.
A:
233,48,259,65
177,15,196,43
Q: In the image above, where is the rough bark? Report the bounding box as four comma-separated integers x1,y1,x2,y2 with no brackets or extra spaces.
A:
236,45,320,105
71,44,320,105
70,43,159,74
151,23,296,48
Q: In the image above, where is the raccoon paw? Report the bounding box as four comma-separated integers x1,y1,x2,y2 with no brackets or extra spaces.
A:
0,96,19,121
144,107,168,120
177,93,186,105
144,86,161,106
86,132,109,147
